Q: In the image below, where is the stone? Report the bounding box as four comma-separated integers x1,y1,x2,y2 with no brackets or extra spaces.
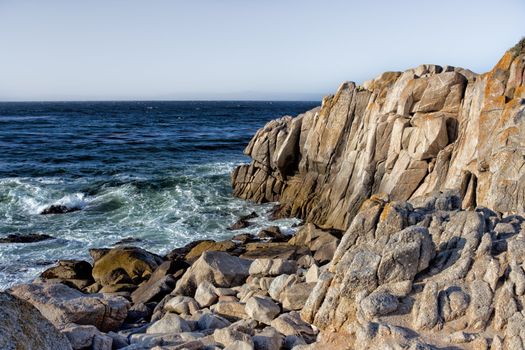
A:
268,274,298,301
257,226,286,241
165,295,201,315
147,312,191,334
249,258,297,276
245,296,280,324
197,312,231,330
126,302,152,323
412,281,439,330
195,280,219,307
185,240,237,261
241,242,308,260
131,259,188,304
174,251,252,296
213,327,253,348
40,204,81,215
280,282,315,310
0,292,72,350
9,282,129,332
61,324,110,350
0,233,54,243
212,301,249,321
225,340,255,350
252,327,284,350
92,246,163,286
360,292,399,319
40,260,93,280
270,312,316,342
305,264,320,283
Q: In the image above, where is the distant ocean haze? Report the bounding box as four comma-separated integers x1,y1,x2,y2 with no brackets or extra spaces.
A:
0,101,318,288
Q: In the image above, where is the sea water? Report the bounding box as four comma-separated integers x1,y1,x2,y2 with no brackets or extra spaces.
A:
0,101,318,289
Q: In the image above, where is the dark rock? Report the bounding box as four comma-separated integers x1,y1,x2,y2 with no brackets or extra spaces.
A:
241,211,259,220
241,242,310,260
231,233,257,244
40,205,81,215
0,233,54,243
228,218,252,230
125,303,152,323
165,239,213,261
257,226,287,242
131,259,188,304
41,260,93,280
113,237,143,246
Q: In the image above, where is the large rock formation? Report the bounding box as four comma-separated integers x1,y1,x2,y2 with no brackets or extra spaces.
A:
232,40,525,231
0,292,72,350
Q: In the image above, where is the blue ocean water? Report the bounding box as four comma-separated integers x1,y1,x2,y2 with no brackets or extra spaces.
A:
0,101,318,288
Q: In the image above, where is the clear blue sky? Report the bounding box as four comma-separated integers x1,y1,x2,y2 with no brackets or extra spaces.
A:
1,0,524,101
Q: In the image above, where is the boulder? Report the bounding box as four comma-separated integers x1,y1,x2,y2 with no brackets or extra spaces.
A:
9,282,129,332
147,313,191,334
252,327,284,350
195,280,219,307
270,312,316,342
41,260,93,281
92,246,163,286
213,327,253,348
131,259,187,304
245,296,280,324
280,282,315,310
248,258,297,276
164,295,200,315
241,242,308,260
61,324,112,350
185,240,237,261
212,301,249,321
174,251,252,296
197,313,231,331
0,292,72,350
40,204,81,215
0,233,54,243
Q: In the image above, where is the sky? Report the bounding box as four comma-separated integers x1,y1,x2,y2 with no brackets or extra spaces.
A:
0,0,524,102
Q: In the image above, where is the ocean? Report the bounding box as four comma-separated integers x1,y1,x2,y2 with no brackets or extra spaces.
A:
0,101,318,289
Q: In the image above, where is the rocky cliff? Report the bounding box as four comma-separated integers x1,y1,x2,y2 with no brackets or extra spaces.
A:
232,40,525,231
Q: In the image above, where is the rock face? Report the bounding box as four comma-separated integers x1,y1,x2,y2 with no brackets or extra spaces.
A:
228,40,525,348
232,43,525,231
0,292,72,350
9,282,129,332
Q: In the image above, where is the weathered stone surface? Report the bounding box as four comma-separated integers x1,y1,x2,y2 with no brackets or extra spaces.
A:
61,324,112,350
9,282,129,332
0,292,72,350
185,240,237,261
248,258,297,276
92,246,163,286
146,312,191,334
232,43,525,230
164,295,200,315
131,259,187,304
245,296,280,324
174,251,252,296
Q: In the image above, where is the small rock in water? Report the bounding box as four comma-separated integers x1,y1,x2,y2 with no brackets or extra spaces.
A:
40,204,81,215
228,219,252,231
113,237,143,246
228,212,258,230
0,233,54,243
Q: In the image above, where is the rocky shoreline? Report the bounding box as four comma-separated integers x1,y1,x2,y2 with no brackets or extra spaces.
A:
3,40,525,350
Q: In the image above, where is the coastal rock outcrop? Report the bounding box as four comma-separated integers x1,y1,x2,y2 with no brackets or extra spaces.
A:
9,282,129,332
0,291,72,350
232,40,525,232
